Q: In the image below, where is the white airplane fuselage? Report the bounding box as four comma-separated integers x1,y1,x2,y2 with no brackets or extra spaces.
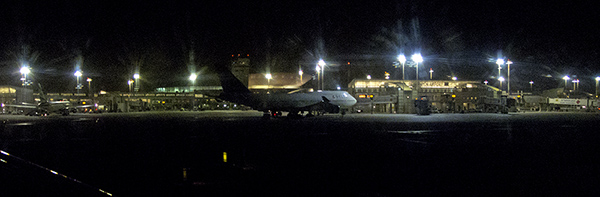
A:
249,91,356,111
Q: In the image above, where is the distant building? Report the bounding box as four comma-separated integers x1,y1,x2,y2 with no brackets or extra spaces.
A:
248,73,310,90
348,79,502,114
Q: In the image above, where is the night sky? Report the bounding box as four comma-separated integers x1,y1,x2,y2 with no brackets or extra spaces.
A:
1,1,599,92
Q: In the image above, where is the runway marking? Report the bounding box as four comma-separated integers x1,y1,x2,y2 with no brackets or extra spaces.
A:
398,139,429,144
7,122,34,126
387,130,437,134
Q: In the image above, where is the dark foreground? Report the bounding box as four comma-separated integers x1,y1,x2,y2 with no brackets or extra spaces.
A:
2,111,600,196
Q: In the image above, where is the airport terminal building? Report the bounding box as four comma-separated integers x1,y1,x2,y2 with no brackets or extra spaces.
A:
347,79,504,114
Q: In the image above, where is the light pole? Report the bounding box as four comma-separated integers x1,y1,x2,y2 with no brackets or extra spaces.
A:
20,66,30,87
298,66,303,85
563,76,570,91
595,77,600,97
189,73,197,91
506,59,512,94
498,76,505,90
397,54,406,80
127,79,133,113
87,78,92,95
412,54,423,80
133,73,140,92
529,81,534,92
315,65,321,90
412,54,423,96
265,73,272,92
318,59,326,90
189,73,197,110
496,58,504,80
429,68,433,80
128,79,134,92
74,70,82,94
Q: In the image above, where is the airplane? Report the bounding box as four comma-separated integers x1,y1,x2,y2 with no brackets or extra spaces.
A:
4,84,94,116
214,63,357,118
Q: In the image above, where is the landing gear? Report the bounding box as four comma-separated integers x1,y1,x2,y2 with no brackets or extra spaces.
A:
262,111,271,119
263,110,282,119
271,111,282,117
287,110,303,119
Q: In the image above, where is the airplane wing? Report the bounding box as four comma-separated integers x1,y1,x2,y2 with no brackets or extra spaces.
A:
48,101,71,104
74,105,95,108
4,104,38,109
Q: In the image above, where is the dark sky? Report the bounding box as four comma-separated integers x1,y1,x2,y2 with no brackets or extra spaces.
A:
1,0,599,92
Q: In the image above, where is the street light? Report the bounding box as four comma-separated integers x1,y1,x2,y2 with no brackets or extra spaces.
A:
484,80,488,85
397,54,406,80
133,73,140,92
595,77,600,97
572,79,579,91
315,65,321,90
298,67,303,85
563,75,570,90
318,59,326,90
265,73,272,91
498,76,505,90
128,79,134,92
367,75,371,80
529,81,534,92
429,68,433,80
412,54,423,80
412,54,423,96
496,58,504,79
86,78,92,95
452,76,457,81
74,70,83,94
20,66,31,86
189,73,197,91
506,59,512,94
189,73,198,110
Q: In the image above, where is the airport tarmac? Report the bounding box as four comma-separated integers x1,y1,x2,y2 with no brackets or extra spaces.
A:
2,111,600,196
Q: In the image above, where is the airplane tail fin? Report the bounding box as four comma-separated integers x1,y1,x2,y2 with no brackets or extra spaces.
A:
212,62,251,94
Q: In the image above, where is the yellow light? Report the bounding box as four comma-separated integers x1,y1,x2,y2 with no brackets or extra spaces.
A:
162,101,165,104
223,152,227,163
451,94,456,98
369,95,374,98
183,168,187,180
517,95,521,98
359,95,366,98
82,102,86,105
